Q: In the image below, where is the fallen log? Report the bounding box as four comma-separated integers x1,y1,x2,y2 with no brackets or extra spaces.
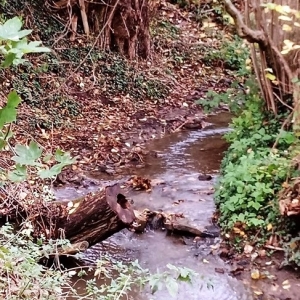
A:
62,183,136,246
0,183,136,248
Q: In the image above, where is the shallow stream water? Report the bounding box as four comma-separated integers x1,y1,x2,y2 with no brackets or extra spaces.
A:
56,112,253,300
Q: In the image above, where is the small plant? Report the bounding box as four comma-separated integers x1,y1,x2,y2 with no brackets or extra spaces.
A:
0,223,200,299
0,224,71,300
0,17,50,67
196,79,249,113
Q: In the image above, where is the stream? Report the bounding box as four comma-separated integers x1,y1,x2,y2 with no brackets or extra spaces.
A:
55,112,253,300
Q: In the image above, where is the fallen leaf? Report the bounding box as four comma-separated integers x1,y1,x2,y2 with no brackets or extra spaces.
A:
282,280,291,289
251,269,260,280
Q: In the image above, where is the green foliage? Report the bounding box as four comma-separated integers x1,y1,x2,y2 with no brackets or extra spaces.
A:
0,17,50,67
196,79,251,114
0,17,75,183
203,35,250,76
0,224,198,299
215,82,297,239
0,91,21,129
83,260,198,299
215,150,291,230
5,144,76,182
0,224,71,299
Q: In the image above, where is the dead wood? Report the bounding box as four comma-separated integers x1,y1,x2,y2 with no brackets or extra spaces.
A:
0,184,136,248
62,183,136,245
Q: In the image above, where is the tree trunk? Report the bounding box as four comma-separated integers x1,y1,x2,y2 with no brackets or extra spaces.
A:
51,0,152,59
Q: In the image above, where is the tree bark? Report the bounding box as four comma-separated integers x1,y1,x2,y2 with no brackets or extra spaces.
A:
62,184,135,246
50,0,152,59
0,183,136,248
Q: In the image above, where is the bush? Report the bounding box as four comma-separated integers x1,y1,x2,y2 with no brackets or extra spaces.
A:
215,79,297,243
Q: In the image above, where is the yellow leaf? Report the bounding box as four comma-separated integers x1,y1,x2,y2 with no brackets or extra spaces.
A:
266,73,276,81
281,49,290,55
279,16,292,21
245,58,252,65
294,22,300,27
251,269,260,280
233,227,241,234
254,290,263,296
282,24,292,31
282,279,291,289
283,39,294,47
282,182,289,188
275,5,290,15
267,223,273,231
290,241,298,250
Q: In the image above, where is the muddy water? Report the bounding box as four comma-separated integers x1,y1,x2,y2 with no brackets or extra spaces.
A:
56,112,253,300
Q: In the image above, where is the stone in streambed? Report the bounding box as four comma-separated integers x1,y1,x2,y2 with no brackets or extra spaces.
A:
198,174,212,181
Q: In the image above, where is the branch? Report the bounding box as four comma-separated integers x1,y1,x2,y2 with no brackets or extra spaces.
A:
224,0,267,47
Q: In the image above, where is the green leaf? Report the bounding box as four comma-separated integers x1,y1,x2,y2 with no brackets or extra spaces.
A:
149,274,163,295
2,52,16,67
7,164,27,182
0,139,6,150
43,153,53,163
11,38,51,54
165,277,178,298
7,90,22,107
0,17,32,41
55,149,76,165
38,165,62,179
166,264,178,271
0,91,21,129
12,141,42,166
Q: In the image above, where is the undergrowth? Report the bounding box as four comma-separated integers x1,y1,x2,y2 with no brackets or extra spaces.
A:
214,78,299,254
0,0,170,130
0,224,199,299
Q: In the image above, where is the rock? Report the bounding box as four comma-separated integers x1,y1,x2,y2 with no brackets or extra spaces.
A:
215,268,225,274
198,174,212,181
105,168,115,175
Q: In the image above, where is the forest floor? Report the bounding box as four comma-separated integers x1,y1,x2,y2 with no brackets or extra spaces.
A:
1,0,235,179
1,1,299,299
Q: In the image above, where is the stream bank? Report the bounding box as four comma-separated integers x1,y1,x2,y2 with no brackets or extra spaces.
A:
56,112,254,299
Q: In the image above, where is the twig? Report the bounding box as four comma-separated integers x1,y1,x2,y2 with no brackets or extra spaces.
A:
172,120,188,132
272,112,293,149
224,0,267,46
264,245,284,251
